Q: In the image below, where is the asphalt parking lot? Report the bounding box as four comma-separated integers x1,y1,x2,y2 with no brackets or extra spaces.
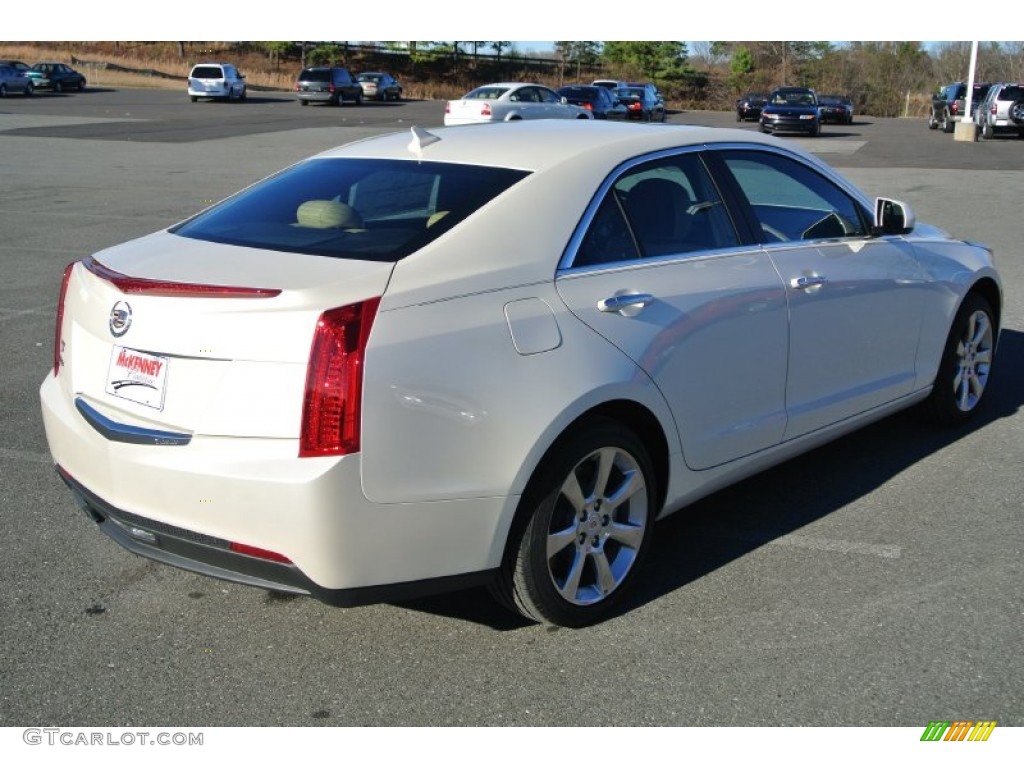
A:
1,89,1021,727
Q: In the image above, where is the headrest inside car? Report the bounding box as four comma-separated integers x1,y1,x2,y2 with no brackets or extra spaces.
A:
295,200,363,229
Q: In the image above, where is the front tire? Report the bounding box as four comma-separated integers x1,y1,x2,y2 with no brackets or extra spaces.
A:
920,293,996,425
493,419,656,627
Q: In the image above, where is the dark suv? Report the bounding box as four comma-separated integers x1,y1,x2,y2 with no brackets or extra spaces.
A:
295,66,363,106
929,81,991,133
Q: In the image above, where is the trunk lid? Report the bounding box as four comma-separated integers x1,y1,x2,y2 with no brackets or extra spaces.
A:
60,231,393,439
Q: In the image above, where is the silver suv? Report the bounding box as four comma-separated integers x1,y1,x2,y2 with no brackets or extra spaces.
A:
187,62,246,102
975,82,1024,139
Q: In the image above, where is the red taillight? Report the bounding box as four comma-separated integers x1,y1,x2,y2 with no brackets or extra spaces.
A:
328,84,336,93
990,103,997,115
481,102,492,116
229,541,292,564
54,261,75,376
445,101,451,114
583,102,594,111
299,298,381,457
83,256,280,298
294,84,300,92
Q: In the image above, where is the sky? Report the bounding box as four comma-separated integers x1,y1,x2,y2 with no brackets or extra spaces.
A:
4,3,1005,45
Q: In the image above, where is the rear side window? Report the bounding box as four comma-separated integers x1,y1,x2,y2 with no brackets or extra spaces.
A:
191,66,223,79
171,158,530,262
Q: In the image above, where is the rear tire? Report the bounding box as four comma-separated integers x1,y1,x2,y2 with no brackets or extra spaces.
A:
492,419,656,627
941,110,954,133
920,293,996,425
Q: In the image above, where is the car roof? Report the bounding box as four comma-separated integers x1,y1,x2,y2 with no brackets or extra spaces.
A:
318,120,805,173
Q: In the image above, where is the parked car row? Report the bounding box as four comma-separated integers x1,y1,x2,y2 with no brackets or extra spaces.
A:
444,80,667,126
186,62,404,105
1,59,87,96
927,79,1024,139
737,88,853,133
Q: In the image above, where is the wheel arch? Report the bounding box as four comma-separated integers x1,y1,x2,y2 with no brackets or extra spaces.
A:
967,276,1002,333
500,399,671,554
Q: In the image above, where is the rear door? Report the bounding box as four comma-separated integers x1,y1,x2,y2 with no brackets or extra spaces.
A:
555,149,789,470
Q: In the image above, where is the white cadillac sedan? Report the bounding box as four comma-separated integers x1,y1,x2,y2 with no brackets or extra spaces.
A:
444,82,592,125
41,121,1001,627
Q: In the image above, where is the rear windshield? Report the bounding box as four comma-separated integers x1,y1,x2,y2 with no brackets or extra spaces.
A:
464,86,510,100
191,66,224,79
170,158,530,262
299,69,331,82
559,87,600,99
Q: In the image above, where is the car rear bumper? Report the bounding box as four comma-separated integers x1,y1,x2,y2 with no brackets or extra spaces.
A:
188,86,232,98
40,373,508,603
295,90,334,102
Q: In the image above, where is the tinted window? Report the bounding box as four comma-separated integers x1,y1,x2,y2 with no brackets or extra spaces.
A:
192,66,224,79
575,153,740,266
299,69,330,82
171,159,530,263
719,150,867,242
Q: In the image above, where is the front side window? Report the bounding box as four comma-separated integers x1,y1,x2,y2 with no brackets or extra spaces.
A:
719,150,867,242
171,159,530,262
573,152,740,267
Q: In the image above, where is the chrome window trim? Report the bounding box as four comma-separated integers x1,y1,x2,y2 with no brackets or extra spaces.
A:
557,142,876,274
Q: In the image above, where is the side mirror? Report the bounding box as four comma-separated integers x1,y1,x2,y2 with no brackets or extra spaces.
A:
874,198,915,235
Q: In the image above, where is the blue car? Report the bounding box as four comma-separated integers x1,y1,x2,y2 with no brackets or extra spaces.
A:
759,86,820,136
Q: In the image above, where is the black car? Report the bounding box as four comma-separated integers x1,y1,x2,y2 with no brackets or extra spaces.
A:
818,94,854,125
556,85,627,120
736,92,767,121
929,81,992,133
614,85,666,122
760,86,820,136
295,66,363,106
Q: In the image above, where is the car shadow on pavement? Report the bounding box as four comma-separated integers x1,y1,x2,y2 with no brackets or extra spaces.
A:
394,328,1023,630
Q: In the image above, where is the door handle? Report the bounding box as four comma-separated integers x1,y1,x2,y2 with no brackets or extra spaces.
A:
598,293,654,316
790,275,827,290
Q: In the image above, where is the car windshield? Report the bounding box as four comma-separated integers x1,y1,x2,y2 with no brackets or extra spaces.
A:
191,66,223,79
171,158,530,263
299,69,331,82
559,87,599,99
773,91,815,105
464,86,510,100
